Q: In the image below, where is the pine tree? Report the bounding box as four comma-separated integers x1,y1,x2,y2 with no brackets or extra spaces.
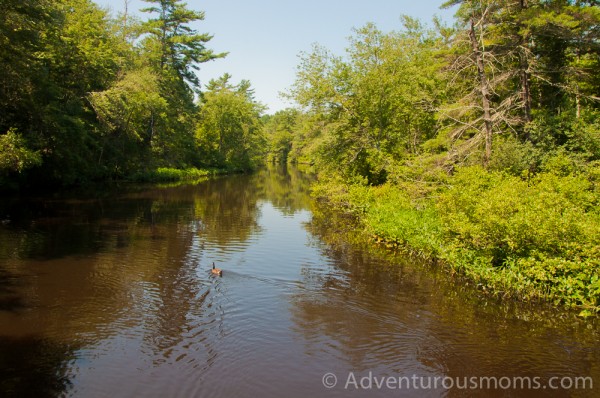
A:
140,0,226,90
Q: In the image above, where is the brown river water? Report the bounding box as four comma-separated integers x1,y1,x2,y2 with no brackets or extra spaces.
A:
0,165,598,397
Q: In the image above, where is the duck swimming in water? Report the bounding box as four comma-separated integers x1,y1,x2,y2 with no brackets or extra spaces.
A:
211,262,223,277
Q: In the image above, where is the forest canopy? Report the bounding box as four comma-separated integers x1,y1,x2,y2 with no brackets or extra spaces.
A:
0,0,264,188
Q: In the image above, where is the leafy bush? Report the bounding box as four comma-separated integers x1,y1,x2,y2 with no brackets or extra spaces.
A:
566,110,600,161
0,129,42,174
313,179,442,258
437,166,600,309
362,184,442,258
315,163,600,312
488,135,538,176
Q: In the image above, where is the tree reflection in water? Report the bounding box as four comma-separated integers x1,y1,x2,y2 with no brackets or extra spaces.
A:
0,336,75,397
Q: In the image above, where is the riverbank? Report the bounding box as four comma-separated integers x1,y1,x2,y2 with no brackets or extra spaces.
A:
312,165,600,316
128,167,240,183
0,166,246,193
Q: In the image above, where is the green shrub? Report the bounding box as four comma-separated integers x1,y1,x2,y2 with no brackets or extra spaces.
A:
566,110,600,161
488,135,538,176
362,184,442,258
438,166,600,309
0,129,42,174
314,164,600,311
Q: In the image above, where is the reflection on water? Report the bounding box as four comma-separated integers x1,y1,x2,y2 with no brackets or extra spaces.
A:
0,164,598,398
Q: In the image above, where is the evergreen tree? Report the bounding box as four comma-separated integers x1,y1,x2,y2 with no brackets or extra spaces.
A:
140,0,226,90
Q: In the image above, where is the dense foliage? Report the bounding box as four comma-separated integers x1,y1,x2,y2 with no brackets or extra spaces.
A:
275,1,600,312
196,74,267,170
0,0,263,189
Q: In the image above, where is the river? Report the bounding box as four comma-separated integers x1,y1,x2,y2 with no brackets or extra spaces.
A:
0,165,598,397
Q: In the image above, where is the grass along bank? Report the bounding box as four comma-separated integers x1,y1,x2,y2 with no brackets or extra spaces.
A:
312,165,600,316
128,167,236,183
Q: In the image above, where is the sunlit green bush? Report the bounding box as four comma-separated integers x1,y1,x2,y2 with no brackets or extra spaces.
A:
0,129,42,174
438,166,600,309
315,163,600,312
362,184,442,258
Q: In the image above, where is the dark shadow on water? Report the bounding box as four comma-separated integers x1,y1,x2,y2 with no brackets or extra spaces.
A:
0,336,75,398
0,268,26,312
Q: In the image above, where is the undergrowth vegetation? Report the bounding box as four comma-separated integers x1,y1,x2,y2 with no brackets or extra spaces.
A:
129,167,228,183
313,162,600,314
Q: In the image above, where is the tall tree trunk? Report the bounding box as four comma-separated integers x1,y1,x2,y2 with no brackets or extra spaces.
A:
520,64,532,123
519,0,532,127
160,5,168,71
123,0,129,28
519,39,532,124
149,111,155,145
469,17,493,166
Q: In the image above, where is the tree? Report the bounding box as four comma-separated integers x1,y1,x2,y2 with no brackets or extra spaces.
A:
196,74,266,170
264,109,300,162
289,21,443,183
140,0,226,90
136,0,228,168
0,0,55,135
523,1,600,117
440,0,536,166
438,0,600,170
39,0,129,182
0,0,129,184
0,0,242,188
88,68,167,175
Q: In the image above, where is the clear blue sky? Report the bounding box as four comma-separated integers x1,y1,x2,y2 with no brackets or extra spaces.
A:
96,1,456,113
